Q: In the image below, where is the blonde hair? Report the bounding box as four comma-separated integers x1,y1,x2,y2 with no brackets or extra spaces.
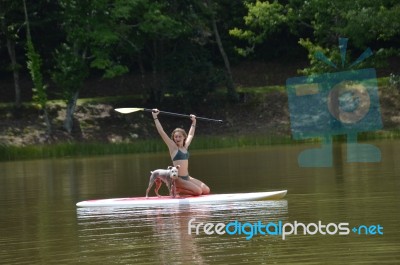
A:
171,128,188,146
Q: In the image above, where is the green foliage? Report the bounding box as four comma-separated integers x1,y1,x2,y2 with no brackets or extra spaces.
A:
4,129,400,161
139,2,187,39
297,38,341,75
164,45,224,108
297,38,388,75
231,0,400,74
337,2,400,45
51,44,88,102
2,0,400,108
293,0,400,74
26,39,47,109
90,54,129,79
54,0,137,84
0,135,295,161
229,0,288,56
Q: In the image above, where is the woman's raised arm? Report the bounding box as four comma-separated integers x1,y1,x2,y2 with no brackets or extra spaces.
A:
185,114,196,148
152,109,176,150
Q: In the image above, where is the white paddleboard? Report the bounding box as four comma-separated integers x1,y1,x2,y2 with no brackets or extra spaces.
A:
76,190,287,207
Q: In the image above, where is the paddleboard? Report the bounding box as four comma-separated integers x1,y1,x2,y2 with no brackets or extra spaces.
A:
76,190,287,207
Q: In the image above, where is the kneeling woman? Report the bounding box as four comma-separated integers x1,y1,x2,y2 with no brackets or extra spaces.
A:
152,109,210,196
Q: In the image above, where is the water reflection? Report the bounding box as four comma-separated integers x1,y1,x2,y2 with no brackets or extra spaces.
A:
76,201,288,264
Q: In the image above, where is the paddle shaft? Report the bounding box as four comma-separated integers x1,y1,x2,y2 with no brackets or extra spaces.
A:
143,108,223,123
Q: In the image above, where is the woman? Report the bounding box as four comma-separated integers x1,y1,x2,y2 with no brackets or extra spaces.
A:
152,109,210,196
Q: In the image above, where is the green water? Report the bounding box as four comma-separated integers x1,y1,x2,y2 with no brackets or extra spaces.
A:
0,140,399,264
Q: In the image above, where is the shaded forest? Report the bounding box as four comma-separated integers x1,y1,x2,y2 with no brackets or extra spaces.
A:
1,0,399,146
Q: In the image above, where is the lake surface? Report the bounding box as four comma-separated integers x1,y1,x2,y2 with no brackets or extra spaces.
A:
1,140,399,264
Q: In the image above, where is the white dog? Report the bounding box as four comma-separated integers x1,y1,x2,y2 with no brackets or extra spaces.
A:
145,165,180,198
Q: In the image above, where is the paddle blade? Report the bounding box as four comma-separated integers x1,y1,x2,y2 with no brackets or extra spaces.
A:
114,108,145,114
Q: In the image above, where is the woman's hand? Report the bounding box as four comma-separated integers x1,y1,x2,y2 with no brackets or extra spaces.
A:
190,114,196,128
152,109,159,120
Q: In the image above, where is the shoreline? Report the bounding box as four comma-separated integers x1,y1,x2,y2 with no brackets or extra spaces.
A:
1,80,400,161
1,130,399,161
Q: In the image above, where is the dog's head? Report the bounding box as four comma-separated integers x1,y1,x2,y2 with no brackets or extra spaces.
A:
167,165,180,180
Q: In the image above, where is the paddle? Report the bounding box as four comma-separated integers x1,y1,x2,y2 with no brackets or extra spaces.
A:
115,108,223,123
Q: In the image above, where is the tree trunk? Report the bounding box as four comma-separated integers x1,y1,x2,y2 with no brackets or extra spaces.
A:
64,90,80,134
209,5,238,102
1,19,21,108
43,108,52,135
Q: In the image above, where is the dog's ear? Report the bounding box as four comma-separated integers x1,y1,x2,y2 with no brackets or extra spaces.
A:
167,166,172,170
176,165,180,169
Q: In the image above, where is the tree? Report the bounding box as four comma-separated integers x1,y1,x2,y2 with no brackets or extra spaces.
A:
229,1,288,56
205,0,238,101
0,0,24,109
130,0,192,103
147,0,241,103
114,0,241,104
52,0,129,134
230,0,400,74
23,0,52,134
